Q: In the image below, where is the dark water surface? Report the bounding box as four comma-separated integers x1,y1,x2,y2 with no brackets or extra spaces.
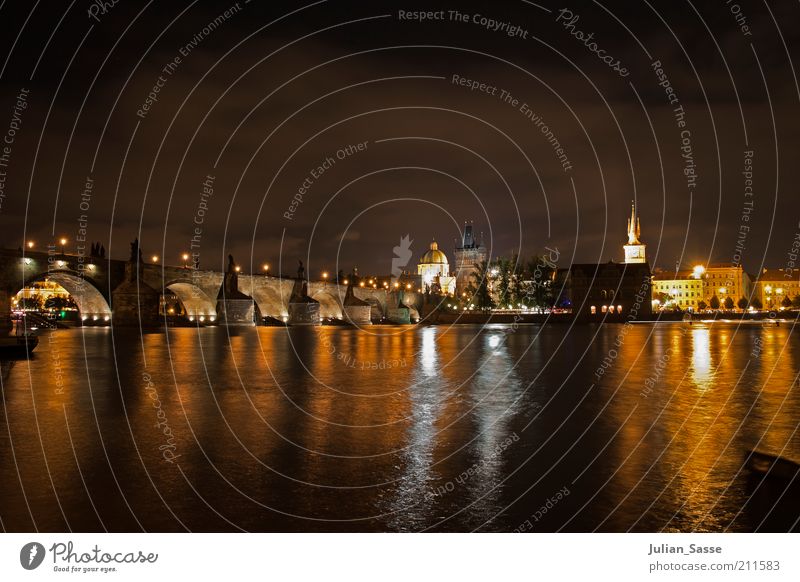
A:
1,322,799,532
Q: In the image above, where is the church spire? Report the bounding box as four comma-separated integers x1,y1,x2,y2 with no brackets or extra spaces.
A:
627,201,641,245
623,201,646,264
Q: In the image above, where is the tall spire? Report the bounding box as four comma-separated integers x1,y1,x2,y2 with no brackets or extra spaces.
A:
623,200,646,264
627,200,640,245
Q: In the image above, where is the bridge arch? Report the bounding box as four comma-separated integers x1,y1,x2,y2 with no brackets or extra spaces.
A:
22,270,111,321
251,284,287,319
163,281,217,320
310,289,344,319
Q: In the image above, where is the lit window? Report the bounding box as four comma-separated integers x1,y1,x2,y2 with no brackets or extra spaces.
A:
590,306,596,314
601,305,607,313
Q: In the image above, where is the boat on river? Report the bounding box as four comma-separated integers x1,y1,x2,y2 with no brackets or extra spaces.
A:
745,450,800,480
0,333,39,358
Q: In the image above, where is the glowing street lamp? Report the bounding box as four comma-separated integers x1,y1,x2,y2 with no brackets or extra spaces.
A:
262,264,270,274
26,241,34,249
182,253,189,268
151,255,159,263
59,237,67,255
234,265,241,273
322,271,329,280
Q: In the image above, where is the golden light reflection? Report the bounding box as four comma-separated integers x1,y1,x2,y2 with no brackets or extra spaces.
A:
691,328,712,390
421,326,437,376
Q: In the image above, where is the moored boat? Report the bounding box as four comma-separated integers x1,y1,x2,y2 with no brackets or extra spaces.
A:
745,450,800,480
0,334,39,358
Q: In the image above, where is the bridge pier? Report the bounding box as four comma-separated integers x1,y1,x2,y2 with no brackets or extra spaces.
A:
111,260,160,327
216,298,255,326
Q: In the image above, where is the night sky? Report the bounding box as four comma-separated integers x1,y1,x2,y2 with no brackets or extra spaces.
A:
0,0,798,278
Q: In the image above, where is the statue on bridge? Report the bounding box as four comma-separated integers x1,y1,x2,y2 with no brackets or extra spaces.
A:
218,254,249,300
225,254,239,295
297,260,305,280
112,239,159,326
216,253,255,325
129,239,143,264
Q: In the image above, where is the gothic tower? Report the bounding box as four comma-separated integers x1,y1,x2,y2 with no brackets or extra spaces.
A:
623,202,646,264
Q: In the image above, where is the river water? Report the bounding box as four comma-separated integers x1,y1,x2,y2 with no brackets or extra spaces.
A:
1,322,798,532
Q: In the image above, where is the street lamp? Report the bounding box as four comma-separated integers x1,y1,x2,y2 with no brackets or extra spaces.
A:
322,271,329,280
151,255,159,263
59,237,67,255
182,253,189,268
262,264,270,274
26,241,34,249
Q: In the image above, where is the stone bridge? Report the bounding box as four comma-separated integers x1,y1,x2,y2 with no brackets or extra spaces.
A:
0,248,422,328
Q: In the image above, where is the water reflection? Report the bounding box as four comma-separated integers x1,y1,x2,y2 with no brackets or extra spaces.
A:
691,327,712,390
0,323,798,532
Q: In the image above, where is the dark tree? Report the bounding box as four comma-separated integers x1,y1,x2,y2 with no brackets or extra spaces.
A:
737,297,748,310
709,294,720,310
468,260,495,311
723,296,735,310
18,296,43,310
781,295,793,308
751,297,763,309
697,300,707,311
45,296,77,310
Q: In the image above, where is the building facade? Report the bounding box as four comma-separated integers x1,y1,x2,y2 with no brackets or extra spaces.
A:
453,222,488,293
753,268,800,309
555,261,652,319
652,270,704,311
417,241,456,295
702,263,751,306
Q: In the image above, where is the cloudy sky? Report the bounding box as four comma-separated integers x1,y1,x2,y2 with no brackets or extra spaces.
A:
0,0,798,278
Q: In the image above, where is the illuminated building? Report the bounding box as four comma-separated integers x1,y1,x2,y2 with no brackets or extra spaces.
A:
652,269,705,311
702,263,751,305
417,240,455,295
623,202,646,264
753,268,800,309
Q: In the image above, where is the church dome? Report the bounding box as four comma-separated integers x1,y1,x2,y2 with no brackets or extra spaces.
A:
420,241,448,265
